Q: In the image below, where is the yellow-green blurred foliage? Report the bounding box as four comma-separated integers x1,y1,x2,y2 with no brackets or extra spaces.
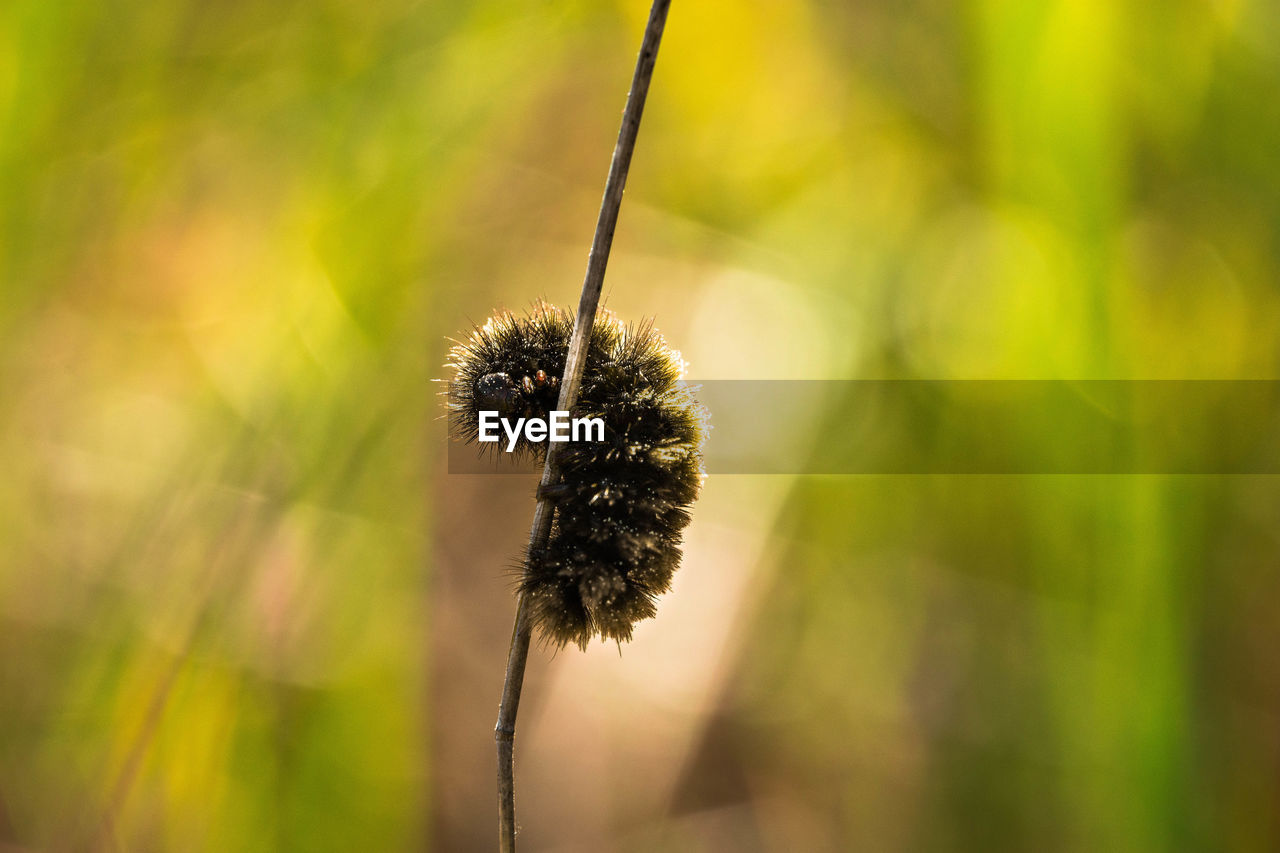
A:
2,0,1278,850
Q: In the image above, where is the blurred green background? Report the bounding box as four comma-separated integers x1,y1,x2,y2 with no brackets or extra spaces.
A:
3,0,1279,850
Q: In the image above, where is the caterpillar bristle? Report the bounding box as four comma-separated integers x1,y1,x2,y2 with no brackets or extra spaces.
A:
448,302,705,648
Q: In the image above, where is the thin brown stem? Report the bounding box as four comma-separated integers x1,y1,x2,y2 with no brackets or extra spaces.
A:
494,1,672,849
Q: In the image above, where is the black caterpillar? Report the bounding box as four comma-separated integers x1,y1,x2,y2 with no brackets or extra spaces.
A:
448,303,705,648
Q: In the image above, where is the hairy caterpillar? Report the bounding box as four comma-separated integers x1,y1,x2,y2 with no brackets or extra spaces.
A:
448,303,705,648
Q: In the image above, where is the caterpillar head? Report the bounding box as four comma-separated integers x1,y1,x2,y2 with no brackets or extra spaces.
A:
474,372,521,416
474,369,560,422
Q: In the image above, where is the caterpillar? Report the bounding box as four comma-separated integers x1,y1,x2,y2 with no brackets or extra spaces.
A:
448,302,705,648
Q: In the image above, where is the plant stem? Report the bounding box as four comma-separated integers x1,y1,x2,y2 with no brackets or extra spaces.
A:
494,1,672,849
